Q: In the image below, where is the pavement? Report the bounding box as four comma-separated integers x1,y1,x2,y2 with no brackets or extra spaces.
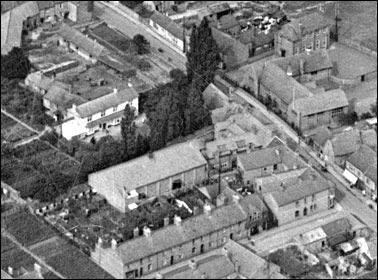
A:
233,86,377,233
95,1,187,71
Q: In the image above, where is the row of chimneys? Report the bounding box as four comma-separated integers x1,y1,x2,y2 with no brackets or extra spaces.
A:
100,197,242,249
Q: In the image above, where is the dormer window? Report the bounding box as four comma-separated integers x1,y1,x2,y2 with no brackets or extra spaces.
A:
101,111,106,117
87,115,92,122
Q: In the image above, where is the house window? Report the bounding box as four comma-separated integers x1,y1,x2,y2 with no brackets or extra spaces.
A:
87,115,92,122
113,106,118,112
247,180,250,185
302,45,306,53
59,3,63,8
295,201,299,207
101,110,106,117
273,164,278,171
331,108,343,118
295,210,300,218
323,27,328,33
311,71,318,76
192,247,196,254
315,30,321,36
148,264,152,271
263,167,267,171
322,37,327,47
316,40,320,49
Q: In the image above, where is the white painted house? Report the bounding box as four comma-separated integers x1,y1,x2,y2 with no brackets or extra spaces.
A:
62,87,139,140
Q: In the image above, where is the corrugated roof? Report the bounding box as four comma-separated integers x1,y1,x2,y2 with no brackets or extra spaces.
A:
116,201,247,264
261,63,311,105
150,11,184,40
88,140,207,194
74,87,138,118
58,23,107,57
292,88,349,116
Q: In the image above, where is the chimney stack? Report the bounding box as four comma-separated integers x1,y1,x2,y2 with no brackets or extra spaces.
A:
72,103,77,112
203,200,212,215
111,238,118,250
298,22,303,34
133,227,140,238
232,194,240,204
222,247,230,258
143,225,152,238
305,47,311,55
193,205,200,215
286,62,293,77
97,237,103,248
173,215,182,226
189,260,197,270
163,216,170,226
299,58,305,76
113,87,118,94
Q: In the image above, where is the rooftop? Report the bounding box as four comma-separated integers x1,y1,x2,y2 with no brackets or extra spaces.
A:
88,140,207,194
347,145,377,178
307,126,333,147
266,175,330,207
219,14,239,30
150,11,184,41
71,86,139,118
237,145,284,171
115,201,247,264
361,129,377,150
279,12,331,42
330,129,361,156
300,227,327,245
321,218,351,238
273,49,333,77
202,83,230,110
292,88,349,116
44,83,87,110
261,63,311,105
58,23,108,58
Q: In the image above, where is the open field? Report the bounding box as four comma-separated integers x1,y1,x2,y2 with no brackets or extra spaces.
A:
31,237,114,279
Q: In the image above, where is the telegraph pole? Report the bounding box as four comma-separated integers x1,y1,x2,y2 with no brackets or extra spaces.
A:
334,2,341,42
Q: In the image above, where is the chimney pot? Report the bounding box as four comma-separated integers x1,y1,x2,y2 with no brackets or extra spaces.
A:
113,87,118,94
203,201,212,215
97,237,103,247
111,238,117,250
173,215,182,226
164,216,170,226
189,259,197,270
143,225,152,238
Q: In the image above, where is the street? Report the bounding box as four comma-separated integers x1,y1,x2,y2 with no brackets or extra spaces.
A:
94,1,187,71
233,87,377,233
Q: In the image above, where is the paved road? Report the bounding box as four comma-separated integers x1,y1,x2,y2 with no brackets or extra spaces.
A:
95,1,187,71
2,229,66,279
233,85,377,233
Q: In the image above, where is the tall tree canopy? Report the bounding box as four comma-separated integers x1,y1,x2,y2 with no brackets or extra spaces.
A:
1,47,32,80
186,18,221,91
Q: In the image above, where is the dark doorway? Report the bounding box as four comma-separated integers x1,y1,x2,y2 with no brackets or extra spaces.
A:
361,75,365,82
200,244,204,254
64,12,69,19
170,256,174,265
303,207,307,216
102,123,106,130
281,49,286,57
230,233,234,240
139,267,143,277
172,179,182,190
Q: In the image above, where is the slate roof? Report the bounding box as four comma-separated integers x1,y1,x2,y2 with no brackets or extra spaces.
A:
88,140,207,194
1,1,39,54
58,23,106,57
150,11,184,40
116,201,248,264
261,63,311,105
328,43,377,79
310,126,333,147
273,49,333,77
44,84,87,109
219,14,239,30
347,145,377,181
74,87,138,118
268,176,330,207
361,129,377,150
237,145,284,171
292,88,349,116
279,13,330,42
330,129,361,157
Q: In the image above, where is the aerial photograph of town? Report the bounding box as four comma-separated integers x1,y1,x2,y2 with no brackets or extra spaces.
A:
1,1,377,279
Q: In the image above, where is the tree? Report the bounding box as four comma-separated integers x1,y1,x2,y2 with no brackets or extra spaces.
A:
1,47,32,80
338,111,358,126
186,18,221,91
121,104,137,159
133,34,150,55
184,79,212,135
